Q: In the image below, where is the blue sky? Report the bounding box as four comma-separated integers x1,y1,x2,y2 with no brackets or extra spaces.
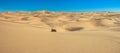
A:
0,0,120,12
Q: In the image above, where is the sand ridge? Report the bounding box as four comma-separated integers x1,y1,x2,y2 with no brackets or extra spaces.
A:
0,10,120,53
0,11,120,32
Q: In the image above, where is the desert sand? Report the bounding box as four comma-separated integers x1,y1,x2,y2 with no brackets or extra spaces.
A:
0,10,120,53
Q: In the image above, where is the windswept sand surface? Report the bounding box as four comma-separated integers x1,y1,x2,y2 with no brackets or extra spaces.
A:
0,11,120,53
0,11,120,31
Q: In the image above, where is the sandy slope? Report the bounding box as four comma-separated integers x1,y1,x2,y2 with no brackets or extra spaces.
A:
0,20,120,53
0,11,120,53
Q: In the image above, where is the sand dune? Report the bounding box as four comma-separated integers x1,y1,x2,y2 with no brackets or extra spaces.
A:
0,11,120,32
0,21,120,53
0,11,120,53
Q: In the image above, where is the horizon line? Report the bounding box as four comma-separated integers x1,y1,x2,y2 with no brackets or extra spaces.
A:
0,10,120,13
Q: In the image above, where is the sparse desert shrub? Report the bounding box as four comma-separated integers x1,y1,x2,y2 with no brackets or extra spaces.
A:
110,28,120,31
34,15,39,17
91,18,105,26
4,17,10,19
105,14,120,17
114,22,120,24
65,27,84,31
21,17,29,21
51,28,57,32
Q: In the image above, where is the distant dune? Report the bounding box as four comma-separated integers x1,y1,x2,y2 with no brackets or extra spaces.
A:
0,11,120,53
0,10,120,32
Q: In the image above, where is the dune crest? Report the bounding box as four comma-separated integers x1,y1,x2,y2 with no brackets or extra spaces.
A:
0,11,120,32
